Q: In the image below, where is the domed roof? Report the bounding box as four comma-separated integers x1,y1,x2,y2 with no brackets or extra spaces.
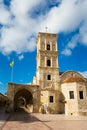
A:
63,76,85,83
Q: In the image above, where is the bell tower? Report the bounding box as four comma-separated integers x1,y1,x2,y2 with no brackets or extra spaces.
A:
34,31,62,114
36,32,59,90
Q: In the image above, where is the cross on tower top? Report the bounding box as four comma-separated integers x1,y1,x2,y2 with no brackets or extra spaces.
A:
45,27,48,32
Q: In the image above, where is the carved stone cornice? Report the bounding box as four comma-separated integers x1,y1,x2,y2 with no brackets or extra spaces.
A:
39,50,58,56
38,66,59,70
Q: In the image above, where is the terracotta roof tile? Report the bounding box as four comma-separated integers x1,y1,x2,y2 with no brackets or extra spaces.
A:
63,76,85,83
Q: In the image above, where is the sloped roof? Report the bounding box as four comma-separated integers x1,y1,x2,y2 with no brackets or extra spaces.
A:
0,93,4,96
59,72,64,75
62,76,85,83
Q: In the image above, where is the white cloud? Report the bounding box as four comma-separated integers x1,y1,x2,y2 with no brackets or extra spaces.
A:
79,71,87,78
61,48,71,56
59,0,87,56
20,79,23,82
0,3,11,25
0,26,36,54
0,81,3,85
18,54,24,61
40,0,85,33
0,0,87,55
61,34,80,56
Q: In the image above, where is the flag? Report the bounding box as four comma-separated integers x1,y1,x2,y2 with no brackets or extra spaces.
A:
10,61,14,67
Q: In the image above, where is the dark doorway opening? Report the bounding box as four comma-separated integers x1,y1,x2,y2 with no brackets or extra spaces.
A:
14,89,33,113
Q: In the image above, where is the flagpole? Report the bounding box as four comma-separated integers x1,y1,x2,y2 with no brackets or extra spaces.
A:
11,65,13,82
10,59,14,82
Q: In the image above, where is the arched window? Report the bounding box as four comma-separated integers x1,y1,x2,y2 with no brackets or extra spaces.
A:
47,75,51,80
49,96,54,103
47,44,50,50
69,91,74,99
47,59,51,66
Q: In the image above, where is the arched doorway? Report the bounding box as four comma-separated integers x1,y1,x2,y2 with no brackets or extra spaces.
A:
14,89,33,113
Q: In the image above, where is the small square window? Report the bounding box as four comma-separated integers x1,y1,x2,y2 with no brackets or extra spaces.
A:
49,96,54,103
69,91,74,99
79,91,83,99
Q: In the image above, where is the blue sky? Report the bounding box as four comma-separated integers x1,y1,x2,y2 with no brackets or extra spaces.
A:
0,0,87,94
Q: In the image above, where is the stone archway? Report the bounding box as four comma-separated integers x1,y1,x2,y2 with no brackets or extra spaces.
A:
14,89,33,113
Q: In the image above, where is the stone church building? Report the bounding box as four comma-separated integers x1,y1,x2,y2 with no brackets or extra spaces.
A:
7,32,87,116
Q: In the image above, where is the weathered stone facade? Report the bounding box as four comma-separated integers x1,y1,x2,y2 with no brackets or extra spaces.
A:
7,83,40,113
6,32,87,115
0,93,6,106
61,71,87,116
35,32,61,114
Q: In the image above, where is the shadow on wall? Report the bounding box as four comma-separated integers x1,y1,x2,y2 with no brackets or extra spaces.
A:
0,93,7,107
58,92,66,114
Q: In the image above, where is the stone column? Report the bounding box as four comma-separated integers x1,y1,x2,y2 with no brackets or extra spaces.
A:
33,90,40,113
